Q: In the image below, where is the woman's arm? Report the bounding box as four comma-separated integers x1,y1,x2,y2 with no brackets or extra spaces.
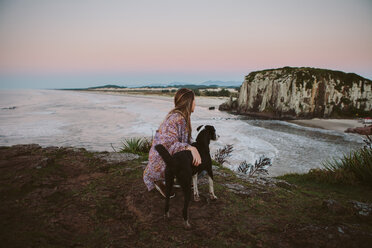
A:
186,146,201,166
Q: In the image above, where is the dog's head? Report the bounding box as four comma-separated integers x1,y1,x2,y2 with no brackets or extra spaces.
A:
196,125,219,144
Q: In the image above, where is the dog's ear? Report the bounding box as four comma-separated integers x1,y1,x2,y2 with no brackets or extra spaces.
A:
197,125,204,131
205,125,215,132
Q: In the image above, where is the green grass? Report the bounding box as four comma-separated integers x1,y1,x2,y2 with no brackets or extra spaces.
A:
321,147,372,185
277,173,372,202
2,145,372,247
280,143,372,186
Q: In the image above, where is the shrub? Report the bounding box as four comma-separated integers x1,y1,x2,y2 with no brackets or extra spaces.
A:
306,168,358,185
238,156,272,176
363,135,371,149
214,144,233,165
141,137,153,153
319,135,372,185
120,137,153,155
322,147,372,185
204,89,231,97
218,89,231,97
192,89,201,96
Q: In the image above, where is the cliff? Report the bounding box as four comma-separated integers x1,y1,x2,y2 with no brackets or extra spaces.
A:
221,67,372,119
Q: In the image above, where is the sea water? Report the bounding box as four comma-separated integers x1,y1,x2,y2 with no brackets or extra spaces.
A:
0,89,364,176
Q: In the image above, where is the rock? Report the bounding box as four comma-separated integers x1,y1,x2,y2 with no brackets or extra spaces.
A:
239,175,280,188
12,144,42,151
208,106,215,110
275,180,297,190
2,106,16,110
94,152,139,163
322,199,347,214
345,125,372,135
36,157,49,168
43,146,61,153
213,170,231,178
349,200,372,216
221,67,372,119
219,96,238,111
65,147,86,153
223,183,253,196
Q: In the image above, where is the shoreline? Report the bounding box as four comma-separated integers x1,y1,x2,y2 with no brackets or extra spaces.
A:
66,89,366,134
69,89,229,109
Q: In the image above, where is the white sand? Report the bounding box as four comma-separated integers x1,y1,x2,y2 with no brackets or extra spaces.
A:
289,118,365,132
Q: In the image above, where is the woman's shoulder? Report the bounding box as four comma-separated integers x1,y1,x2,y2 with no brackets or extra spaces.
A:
167,111,186,123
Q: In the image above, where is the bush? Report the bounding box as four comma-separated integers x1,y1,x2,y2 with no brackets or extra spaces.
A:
120,137,153,155
204,89,231,97
312,135,372,185
305,168,358,185
193,89,201,96
322,146,372,185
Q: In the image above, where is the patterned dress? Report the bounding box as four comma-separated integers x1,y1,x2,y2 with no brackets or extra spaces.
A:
143,112,190,191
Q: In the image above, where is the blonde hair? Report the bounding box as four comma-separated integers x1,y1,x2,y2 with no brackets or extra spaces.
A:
168,88,194,142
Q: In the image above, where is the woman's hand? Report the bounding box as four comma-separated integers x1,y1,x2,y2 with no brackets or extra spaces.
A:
188,146,201,166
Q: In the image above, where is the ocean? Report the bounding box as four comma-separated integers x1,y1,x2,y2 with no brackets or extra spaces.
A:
0,89,364,176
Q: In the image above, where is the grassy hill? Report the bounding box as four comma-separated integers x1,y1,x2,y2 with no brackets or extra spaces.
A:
1,144,371,247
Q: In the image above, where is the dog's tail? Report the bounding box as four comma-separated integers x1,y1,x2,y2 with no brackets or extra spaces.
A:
155,144,174,166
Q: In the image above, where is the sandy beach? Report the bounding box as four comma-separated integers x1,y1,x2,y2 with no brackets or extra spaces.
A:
289,118,366,133
79,90,229,108
79,90,367,134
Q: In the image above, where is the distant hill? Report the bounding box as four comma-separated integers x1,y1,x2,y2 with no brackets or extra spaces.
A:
88,84,127,89
168,80,242,87
66,81,242,90
200,80,242,87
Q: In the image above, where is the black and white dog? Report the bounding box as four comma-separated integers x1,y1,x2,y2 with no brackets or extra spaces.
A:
155,125,218,229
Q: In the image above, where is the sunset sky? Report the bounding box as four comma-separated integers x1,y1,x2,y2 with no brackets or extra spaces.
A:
0,0,371,89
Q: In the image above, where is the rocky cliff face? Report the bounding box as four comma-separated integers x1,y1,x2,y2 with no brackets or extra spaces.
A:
222,67,372,119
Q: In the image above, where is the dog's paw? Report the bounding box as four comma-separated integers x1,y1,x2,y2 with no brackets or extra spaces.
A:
209,193,218,200
193,194,200,202
184,220,191,230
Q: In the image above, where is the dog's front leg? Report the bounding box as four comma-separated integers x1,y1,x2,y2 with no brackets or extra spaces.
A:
208,175,218,200
192,174,200,202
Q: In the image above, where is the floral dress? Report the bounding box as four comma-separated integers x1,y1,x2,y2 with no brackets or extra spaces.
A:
143,112,190,191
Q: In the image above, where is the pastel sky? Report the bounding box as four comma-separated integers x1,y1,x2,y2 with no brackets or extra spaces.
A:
0,0,371,89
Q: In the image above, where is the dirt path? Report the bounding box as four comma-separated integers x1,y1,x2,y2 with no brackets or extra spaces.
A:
1,144,371,247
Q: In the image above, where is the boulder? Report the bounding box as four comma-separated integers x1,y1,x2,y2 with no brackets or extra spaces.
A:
345,125,372,135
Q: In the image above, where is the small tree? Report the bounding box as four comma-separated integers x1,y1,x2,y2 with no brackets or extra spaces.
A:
238,156,272,177
193,89,201,96
214,144,233,165
218,88,230,97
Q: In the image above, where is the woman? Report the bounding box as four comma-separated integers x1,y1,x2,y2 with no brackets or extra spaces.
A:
143,88,201,197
